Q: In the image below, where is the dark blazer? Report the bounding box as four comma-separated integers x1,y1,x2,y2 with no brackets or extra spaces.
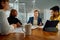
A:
28,17,42,25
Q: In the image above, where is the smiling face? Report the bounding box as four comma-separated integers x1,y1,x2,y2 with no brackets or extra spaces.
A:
50,10,59,16
50,6,59,17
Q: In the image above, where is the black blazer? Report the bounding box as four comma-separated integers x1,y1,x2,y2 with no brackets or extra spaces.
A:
7,16,22,25
28,17,42,25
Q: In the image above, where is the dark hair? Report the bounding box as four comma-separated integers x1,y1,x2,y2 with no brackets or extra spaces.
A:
50,6,60,12
0,0,9,9
10,9,17,17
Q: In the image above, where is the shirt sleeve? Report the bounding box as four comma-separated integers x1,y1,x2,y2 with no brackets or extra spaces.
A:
7,17,22,25
16,18,22,25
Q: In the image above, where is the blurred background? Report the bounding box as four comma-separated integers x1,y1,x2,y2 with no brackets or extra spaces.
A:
6,0,60,24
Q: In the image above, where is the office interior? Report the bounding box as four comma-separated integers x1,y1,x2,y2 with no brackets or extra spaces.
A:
7,0,60,24
0,0,60,40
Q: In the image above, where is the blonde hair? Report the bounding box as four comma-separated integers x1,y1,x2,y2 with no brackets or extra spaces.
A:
34,9,39,12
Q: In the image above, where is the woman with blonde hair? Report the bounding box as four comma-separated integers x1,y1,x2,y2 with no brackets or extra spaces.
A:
28,9,42,26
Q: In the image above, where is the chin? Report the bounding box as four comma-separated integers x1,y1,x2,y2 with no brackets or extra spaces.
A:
6,7,9,10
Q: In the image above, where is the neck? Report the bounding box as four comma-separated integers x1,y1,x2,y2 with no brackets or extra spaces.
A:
3,8,7,11
34,16,38,20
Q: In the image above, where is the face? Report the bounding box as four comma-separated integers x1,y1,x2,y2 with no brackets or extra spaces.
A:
14,11,18,17
34,11,39,18
50,10,59,16
50,10,54,16
13,11,18,17
2,2,9,10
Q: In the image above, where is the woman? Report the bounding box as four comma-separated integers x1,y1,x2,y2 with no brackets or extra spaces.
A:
0,0,14,35
50,6,60,20
28,10,42,26
7,9,22,28
50,6,60,29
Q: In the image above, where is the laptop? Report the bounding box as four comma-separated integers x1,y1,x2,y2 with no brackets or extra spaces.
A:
43,20,59,32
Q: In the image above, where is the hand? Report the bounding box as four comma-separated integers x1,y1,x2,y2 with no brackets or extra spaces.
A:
12,24,17,28
39,22,43,26
16,22,21,27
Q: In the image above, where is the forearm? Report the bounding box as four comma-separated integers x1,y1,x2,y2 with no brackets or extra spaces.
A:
16,22,22,27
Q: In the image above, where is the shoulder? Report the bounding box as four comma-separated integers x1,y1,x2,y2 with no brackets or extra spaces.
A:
15,18,20,21
58,15,60,21
0,10,4,14
50,16,54,20
58,15,60,18
38,17,41,20
29,17,34,19
7,17,12,19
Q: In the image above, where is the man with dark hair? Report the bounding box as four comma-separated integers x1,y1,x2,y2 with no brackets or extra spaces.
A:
50,6,60,29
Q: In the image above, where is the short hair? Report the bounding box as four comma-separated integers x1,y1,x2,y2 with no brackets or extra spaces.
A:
34,10,39,12
0,0,9,9
50,6,60,12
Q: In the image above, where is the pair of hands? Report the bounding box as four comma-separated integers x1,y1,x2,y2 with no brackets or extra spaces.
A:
39,22,43,26
12,22,21,28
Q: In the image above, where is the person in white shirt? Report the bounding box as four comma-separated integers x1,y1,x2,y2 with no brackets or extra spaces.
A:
0,0,14,35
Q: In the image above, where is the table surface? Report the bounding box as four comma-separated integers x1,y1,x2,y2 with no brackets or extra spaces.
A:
0,28,60,40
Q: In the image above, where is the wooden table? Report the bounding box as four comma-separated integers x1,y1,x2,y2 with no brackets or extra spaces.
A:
0,28,60,40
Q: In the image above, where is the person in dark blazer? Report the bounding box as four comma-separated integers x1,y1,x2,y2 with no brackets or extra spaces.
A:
28,10,42,26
